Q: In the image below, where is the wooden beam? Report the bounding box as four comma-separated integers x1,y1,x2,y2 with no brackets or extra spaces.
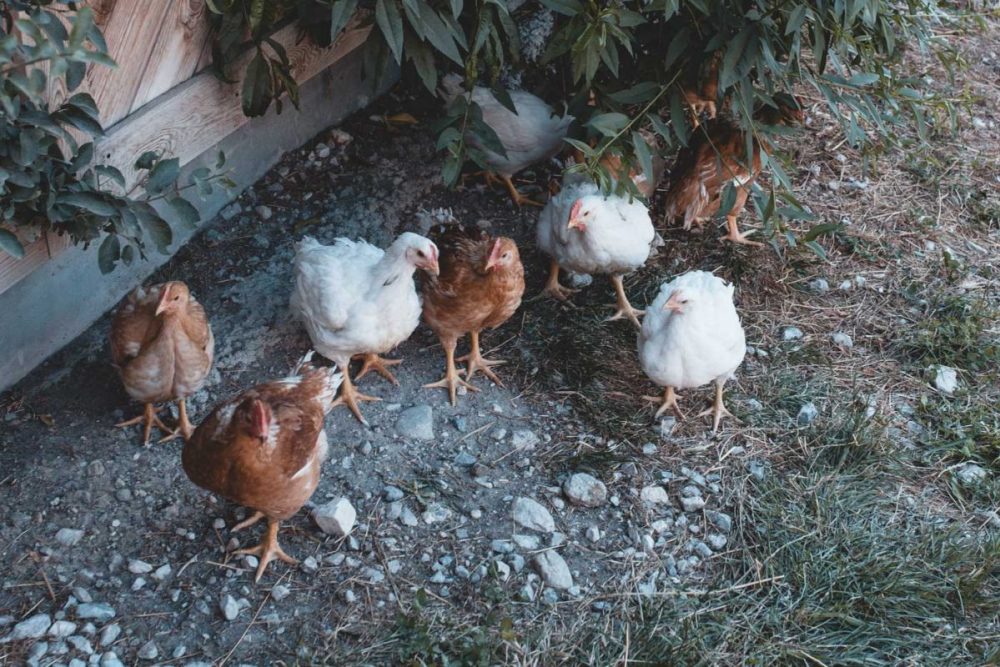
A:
0,232,70,296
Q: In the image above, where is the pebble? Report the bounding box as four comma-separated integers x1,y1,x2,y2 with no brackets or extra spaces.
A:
491,539,515,554
422,503,452,524
797,402,819,426
689,540,713,558
511,429,539,450
783,327,803,341
513,534,541,550
451,416,468,432
98,624,120,647
954,463,987,485
640,485,671,505
254,205,272,220
470,508,482,519
313,497,356,536
809,278,829,292
400,506,419,527
212,518,226,530
562,473,608,508
705,510,732,533
831,332,854,349
6,613,51,640
27,641,48,663
453,452,477,467
221,594,240,621
706,533,728,550
316,143,331,159
68,635,94,654
128,559,153,574
152,564,171,581
586,525,601,542
512,497,555,533
137,641,158,660
932,365,959,394
748,460,767,481
491,427,508,441
383,485,404,502
343,589,357,603
641,442,657,455
659,416,678,437
396,405,434,440
49,620,77,639
131,577,146,592
100,652,124,667
55,528,85,547
75,604,115,622
271,585,289,601
532,551,574,590
302,556,319,572
681,496,706,512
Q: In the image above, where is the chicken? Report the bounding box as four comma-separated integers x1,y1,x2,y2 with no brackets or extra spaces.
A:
638,271,746,431
536,177,658,328
440,73,574,207
681,51,721,129
182,352,340,582
110,281,214,445
422,224,525,406
663,98,804,246
291,233,439,425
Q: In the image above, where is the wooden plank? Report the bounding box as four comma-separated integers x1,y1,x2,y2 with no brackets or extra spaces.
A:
95,18,372,193
130,0,214,114
0,232,71,296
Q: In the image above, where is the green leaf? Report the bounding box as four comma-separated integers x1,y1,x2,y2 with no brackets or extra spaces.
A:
563,137,594,157
802,222,843,242
0,229,25,259
718,183,737,218
135,151,159,170
720,25,752,89
490,87,517,115
785,5,808,35
68,7,95,49
59,192,117,216
168,197,201,229
66,61,87,92
98,233,120,274
538,0,583,16
375,0,404,64
631,131,653,192
450,0,463,18
404,32,437,92
669,93,689,146
138,209,173,253
421,9,463,65
145,158,181,195
441,155,462,187
248,0,266,36
663,31,690,70
587,112,629,137
242,50,274,117
847,72,880,87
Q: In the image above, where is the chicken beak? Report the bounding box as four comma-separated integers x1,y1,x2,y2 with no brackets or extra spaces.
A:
426,258,440,276
567,200,584,231
251,400,271,440
664,292,684,314
154,287,170,316
485,239,502,272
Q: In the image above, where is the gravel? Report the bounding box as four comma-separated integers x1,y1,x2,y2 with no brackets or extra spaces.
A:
797,402,819,426
4,613,51,641
640,485,671,505
313,497,356,536
532,550,574,590
783,326,804,341
128,559,153,574
932,365,959,394
55,528,85,547
562,473,608,507
396,405,435,440
831,332,854,349
511,429,539,450
220,594,240,621
512,497,556,532
75,604,116,622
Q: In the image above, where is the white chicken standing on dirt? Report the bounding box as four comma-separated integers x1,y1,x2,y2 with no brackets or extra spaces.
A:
638,271,746,431
439,73,574,207
536,178,657,328
291,233,439,424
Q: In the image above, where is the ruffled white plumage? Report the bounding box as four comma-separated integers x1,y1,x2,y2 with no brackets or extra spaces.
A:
639,271,745,391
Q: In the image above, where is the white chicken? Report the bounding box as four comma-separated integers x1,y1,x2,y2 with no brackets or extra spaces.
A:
440,73,574,207
638,271,747,431
536,178,657,328
291,233,439,424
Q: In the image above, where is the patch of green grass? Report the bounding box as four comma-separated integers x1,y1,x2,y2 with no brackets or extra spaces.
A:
896,291,1000,371
915,394,1000,472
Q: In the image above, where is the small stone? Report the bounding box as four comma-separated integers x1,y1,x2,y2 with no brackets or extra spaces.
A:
705,510,732,533
128,559,153,574
152,564,171,581
831,332,853,349
219,202,242,221
706,533,728,550
640,485,671,505
932,365,959,394
512,429,539,450
491,539,515,554
220,594,239,621
451,416,468,432
67,635,94,654
586,525,601,542
470,508,482,519
641,442,657,455
100,651,124,667
809,278,829,292
137,641,159,660
212,518,226,530
75,604,115,622
453,452,477,467
491,427,508,441
316,143,331,159
681,495,706,513
954,463,988,486
400,506,419,527
131,577,146,592
494,560,511,581
48,620,77,639
510,554,526,573
839,279,853,290
512,497,555,533
56,528,85,547
748,460,767,481
271,585,291,602
7,613,51,640
659,416,678,437
313,498,356,537
396,405,434,440
562,473,608,508
254,205,272,220
681,484,702,497
532,551,573,590
783,327,803,341
797,402,819,426
383,486,404,502
302,556,319,572
99,624,121,646
567,272,593,288
422,502,451,524
513,534,541,550
689,540,713,558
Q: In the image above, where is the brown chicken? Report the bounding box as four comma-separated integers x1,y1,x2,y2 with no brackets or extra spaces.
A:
663,97,804,246
110,281,214,444
681,51,721,129
422,224,525,406
182,352,341,582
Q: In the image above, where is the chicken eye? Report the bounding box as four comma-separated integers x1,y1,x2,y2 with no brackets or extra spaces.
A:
502,252,510,259
416,250,425,257
173,296,180,301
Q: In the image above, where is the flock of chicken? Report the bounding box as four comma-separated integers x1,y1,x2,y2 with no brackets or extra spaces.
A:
103,65,803,581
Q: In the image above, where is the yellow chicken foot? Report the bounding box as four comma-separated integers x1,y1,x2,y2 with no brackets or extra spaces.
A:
232,517,297,583
537,258,578,302
330,372,380,426
697,381,737,432
457,330,505,386
424,338,478,407
231,510,266,533
353,353,402,386
642,387,685,420
116,403,171,446
721,214,763,247
500,174,544,208
158,398,195,443
605,275,644,329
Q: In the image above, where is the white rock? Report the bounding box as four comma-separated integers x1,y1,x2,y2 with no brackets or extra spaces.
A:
681,496,706,513
831,332,853,349
5,613,51,641
783,327,803,341
152,564,171,581
422,503,451,524
98,624,120,647
511,429,539,449
585,525,601,542
220,594,239,621
532,551,573,590
100,651,125,667
513,534,541,550
400,506,419,527
797,402,819,426
705,510,732,533
76,603,115,622
494,560,511,581
809,278,829,292
954,463,988,485
48,620,77,639
128,560,153,574
932,365,959,394
55,528,85,547
313,498,356,537
512,497,555,533
136,640,158,660
396,405,434,440
706,533,728,550
640,485,671,505
562,473,607,508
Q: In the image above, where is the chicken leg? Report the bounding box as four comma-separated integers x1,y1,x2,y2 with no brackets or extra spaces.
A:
721,214,763,247
330,366,380,426
485,172,543,208
606,275,644,329
116,402,171,446
424,337,479,407
232,516,297,583
353,353,402,386
642,386,685,420
158,399,195,443
538,258,579,302
697,380,736,432
457,330,504,386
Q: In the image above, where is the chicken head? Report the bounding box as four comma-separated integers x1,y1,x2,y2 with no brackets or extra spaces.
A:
400,232,440,275
484,237,520,272
155,281,192,316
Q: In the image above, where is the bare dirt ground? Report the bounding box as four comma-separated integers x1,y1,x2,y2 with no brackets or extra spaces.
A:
2,12,998,667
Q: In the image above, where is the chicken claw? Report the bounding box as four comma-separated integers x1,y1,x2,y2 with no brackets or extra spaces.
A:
232,517,297,583
116,403,171,446
457,331,505,386
353,353,403,386
697,381,738,432
158,399,195,443
537,258,579,303
486,172,544,208
606,275,644,329
642,387,685,420
231,510,266,533
425,338,479,407
721,215,764,247
330,373,380,426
